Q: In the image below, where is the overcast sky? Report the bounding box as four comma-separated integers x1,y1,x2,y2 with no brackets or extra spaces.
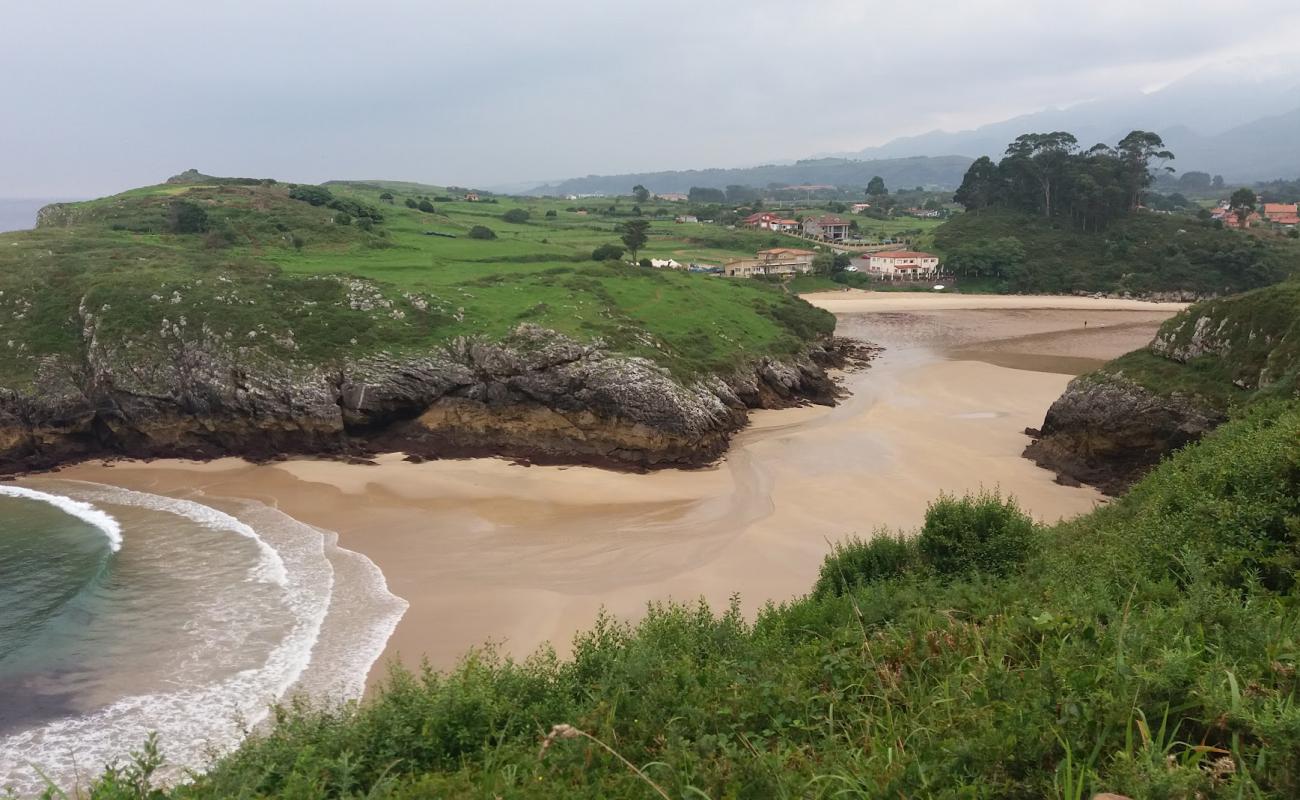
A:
5,0,1300,197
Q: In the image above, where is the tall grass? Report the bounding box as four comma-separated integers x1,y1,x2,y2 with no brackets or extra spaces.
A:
52,402,1300,799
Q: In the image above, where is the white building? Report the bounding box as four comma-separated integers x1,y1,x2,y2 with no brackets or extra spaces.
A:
867,251,940,280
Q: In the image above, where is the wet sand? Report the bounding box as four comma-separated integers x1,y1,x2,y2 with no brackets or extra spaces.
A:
58,294,1184,685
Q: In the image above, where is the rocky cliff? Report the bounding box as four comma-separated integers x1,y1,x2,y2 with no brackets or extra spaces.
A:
1025,283,1299,493
0,323,862,474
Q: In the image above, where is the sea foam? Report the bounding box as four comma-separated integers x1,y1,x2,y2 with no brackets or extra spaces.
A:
0,481,407,797
0,485,123,552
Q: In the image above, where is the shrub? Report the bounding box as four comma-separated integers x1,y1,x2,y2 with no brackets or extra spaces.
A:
468,225,496,240
333,212,352,226
405,198,419,209
288,185,334,206
502,208,530,224
591,243,625,261
639,258,652,268
813,531,921,598
166,200,209,234
545,209,557,218
356,217,373,232
379,192,394,202
291,235,305,250
917,490,1035,576
417,199,436,213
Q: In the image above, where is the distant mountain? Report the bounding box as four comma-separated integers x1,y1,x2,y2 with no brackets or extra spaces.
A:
839,65,1300,181
526,155,974,196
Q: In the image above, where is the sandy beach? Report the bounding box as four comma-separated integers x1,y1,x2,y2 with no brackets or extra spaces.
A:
56,294,1185,685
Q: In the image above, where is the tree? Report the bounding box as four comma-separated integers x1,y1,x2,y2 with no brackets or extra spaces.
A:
468,225,497,240
417,199,436,213
866,176,887,196
953,156,1002,212
632,185,650,203
1116,130,1174,210
1003,131,1079,218
1212,174,1225,190
592,243,625,261
1177,171,1212,193
1229,188,1257,227
619,219,650,262
502,208,530,223
688,187,726,204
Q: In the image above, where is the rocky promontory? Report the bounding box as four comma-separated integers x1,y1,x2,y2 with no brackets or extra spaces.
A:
0,323,868,475
1025,283,1299,493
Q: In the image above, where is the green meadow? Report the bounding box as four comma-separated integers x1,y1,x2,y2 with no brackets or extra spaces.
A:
0,180,835,385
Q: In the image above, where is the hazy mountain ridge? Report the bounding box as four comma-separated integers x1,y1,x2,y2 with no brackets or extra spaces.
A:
525,155,974,196
843,68,1300,181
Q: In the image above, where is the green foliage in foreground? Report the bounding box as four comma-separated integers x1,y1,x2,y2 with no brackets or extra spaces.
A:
73,402,1300,799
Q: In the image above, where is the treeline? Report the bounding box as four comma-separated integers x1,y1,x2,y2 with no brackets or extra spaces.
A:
954,130,1174,231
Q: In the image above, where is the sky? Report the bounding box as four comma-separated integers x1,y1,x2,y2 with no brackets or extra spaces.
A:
4,0,1300,197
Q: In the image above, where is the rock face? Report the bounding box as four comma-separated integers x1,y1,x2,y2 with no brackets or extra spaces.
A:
1023,373,1226,495
1024,285,1299,494
0,324,853,474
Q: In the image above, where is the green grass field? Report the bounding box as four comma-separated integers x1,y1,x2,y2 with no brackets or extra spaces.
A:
0,180,836,387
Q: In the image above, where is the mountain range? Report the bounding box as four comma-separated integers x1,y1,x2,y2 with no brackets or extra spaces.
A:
525,63,1300,196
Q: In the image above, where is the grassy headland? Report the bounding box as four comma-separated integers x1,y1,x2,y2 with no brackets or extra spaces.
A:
0,178,833,386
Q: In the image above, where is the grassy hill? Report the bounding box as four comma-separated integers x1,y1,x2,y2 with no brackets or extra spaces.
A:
0,178,832,386
932,209,1298,295
83,399,1300,798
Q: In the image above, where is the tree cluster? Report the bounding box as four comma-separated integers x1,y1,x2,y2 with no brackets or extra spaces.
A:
953,131,1174,231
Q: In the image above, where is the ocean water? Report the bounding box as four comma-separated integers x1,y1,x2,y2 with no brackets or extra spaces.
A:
0,480,407,796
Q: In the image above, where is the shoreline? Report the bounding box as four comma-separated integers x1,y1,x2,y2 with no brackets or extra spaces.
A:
48,295,1183,689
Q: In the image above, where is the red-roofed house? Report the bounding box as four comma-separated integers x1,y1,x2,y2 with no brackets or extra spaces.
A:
867,251,940,280
1263,203,1299,227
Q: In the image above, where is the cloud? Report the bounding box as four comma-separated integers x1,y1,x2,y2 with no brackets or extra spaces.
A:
3,0,1299,195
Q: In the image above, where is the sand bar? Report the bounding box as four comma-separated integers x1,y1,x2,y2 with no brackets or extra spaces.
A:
55,294,1185,685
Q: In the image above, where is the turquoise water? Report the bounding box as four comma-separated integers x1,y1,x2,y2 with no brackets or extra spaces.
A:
0,480,407,797
0,495,114,731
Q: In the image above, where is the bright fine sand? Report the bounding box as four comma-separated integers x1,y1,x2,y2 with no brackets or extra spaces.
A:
60,294,1185,686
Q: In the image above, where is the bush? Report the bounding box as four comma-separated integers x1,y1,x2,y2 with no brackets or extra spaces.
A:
379,192,394,202
405,198,419,209
288,185,334,206
918,490,1035,576
813,531,921,598
333,212,352,226
545,209,558,218
417,199,436,213
166,200,209,234
591,243,625,261
356,217,373,232
639,258,652,268
291,235,305,250
502,208,530,224
468,225,496,240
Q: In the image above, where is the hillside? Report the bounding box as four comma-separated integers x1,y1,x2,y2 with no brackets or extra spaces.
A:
525,155,973,196
932,209,1297,295
1026,282,1300,492
0,177,841,472
81,395,1300,798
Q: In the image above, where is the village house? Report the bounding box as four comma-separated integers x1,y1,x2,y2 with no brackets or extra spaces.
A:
723,247,817,278
674,214,699,224
463,192,480,202
801,214,851,241
1263,202,1300,227
656,192,689,202
867,251,940,280
851,202,872,213
741,211,798,233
